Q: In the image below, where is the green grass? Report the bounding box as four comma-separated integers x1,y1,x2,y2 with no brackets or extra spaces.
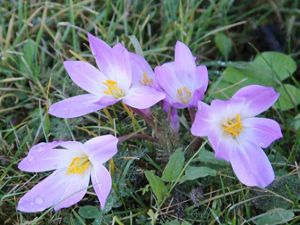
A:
1,0,300,224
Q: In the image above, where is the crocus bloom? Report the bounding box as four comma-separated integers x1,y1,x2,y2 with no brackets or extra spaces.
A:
17,135,118,212
49,34,165,118
154,41,208,109
191,85,282,188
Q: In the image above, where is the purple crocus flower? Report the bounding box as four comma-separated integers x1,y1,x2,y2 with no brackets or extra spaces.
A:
154,41,208,131
191,85,282,188
49,34,165,118
17,135,118,212
154,41,208,109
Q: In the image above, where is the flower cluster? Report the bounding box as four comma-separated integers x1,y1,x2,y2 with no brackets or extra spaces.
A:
18,34,282,213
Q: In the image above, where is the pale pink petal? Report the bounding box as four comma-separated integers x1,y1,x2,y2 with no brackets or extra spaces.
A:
54,171,90,211
232,85,279,117
155,63,180,104
64,61,106,96
18,141,82,172
88,33,131,92
191,101,212,137
242,118,282,148
174,41,196,74
192,65,208,95
84,135,118,164
91,164,112,209
59,141,86,152
130,52,155,87
208,131,232,162
88,33,114,76
111,44,132,90
49,94,103,118
97,95,120,106
17,169,89,212
230,141,275,188
122,86,165,109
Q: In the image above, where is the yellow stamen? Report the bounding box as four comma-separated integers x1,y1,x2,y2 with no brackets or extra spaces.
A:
67,155,90,175
140,72,153,86
177,86,192,104
223,114,243,138
103,79,124,98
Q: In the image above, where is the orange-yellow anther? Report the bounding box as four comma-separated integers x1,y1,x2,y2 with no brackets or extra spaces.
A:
140,72,153,86
103,80,124,98
177,86,192,104
223,114,243,138
67,155,90,175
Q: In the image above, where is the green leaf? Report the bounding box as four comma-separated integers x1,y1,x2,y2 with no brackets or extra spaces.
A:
253,52,297,81
212,52,297,100
252,208,294,225
197,149,227,166
19,39,39,78
162,148,185,182
78,205,101,219
163,220,181,225
275,84,300,111
214,33,232,60
180,166,217,183
144,170,168,204
292,114,300,130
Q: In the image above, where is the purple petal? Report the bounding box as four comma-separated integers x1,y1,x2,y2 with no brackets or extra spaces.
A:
242,118,282,148
17,169,89,212
54,171,90,211
174,41,196,74
122,86,165,109
18,141,82,172
191,65,208,100
191,101,212,137
130,52,155,87
111,43,132,90
208,131,232,162
64,61,106,96
88,34,131,91
49,94,103,118
91,165,112,209
97,95,120,106
190,88,205,107
230,141,275,188
59,141,85,151
88,33,113,76
155,63,180,104
232,85,279,116
84,135,118,164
